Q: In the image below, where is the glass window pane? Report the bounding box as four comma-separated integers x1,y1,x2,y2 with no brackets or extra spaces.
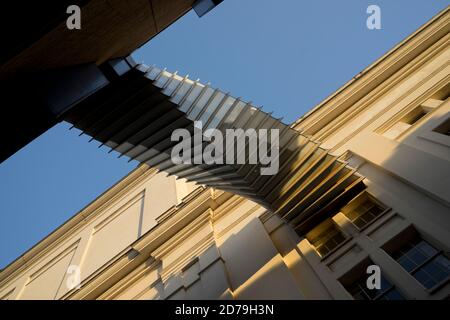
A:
407,247,429,266
343,194,385,229
223,100,246,127
416,240,438,258
198,91,225,125
391,234,450,289
365,286,382,299
171,80,194,105
180,83,204,113
163,76,181,96
379,275,392,292
153,70,171,88
413,269,437,289
189,87,215,119
397,254,417,272
317,246,330,257
414,254,450,288
315,227,345,256
145,66,162,80
379,288,404,300
344,270,404,301
433,254,450,273
352,291,368,300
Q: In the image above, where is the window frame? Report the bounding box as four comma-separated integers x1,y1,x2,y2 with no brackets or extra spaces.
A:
339,258,405,300
406,248,450,292
340,191,391,231
432,117,450,137
384,228,450,292
306,218,350,259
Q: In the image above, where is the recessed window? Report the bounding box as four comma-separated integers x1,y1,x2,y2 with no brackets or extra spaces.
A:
433,117,450,136
340,260,404,300
381,83,449,140
341,192,387,229
382,104,433,140
430,83,450,101
402,107,428,125
306,219,347,257
387,231,450,289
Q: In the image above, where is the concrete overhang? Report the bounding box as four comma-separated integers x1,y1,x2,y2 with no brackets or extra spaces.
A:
0,0,196,79
0,0,224,163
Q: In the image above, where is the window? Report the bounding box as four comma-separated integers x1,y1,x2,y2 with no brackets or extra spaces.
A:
341,261,404,300
341,192,387,229
380,83,450,141
430,83,450,101
433,117,450,136
389,233,450,289
401,107,428,125
306,219,347,257
382,105,432,140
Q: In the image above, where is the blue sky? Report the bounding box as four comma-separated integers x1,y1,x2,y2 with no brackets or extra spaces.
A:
0,0,448,269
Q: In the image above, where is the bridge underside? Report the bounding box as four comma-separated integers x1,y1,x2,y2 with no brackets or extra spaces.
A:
64,65,366,234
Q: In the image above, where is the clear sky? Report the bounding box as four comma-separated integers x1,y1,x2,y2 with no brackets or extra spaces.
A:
0,0,448,269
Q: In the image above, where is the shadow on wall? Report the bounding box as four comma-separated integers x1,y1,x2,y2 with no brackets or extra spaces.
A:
150,217,306,300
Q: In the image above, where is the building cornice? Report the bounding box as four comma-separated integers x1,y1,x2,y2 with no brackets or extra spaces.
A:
0,165,156,285
326,39,449,153
292,6,450,137
62,187,234,299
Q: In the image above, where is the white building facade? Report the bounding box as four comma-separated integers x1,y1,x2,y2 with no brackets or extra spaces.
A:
0,7,449,300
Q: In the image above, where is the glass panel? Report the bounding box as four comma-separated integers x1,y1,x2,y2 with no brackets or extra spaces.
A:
188,87,215,120
345,273,400,300
313,225,346,257
171,80,194,105
432,254,450,274
394,238,440,272
153,70,171,88
413,254,450,289
317,245,330,257
145,66,162,80
378,288,404,300
198,91,225,125
379,275,391,292
413,269,438,289
163,77,181,96
408,246,429,266
179,83,204,113
343,195,385,229
244,108,268,130
352,290,368,301
392,234,449,289
363,284,380,300
397,254,417,272
223,100,246,127
416,240,438,258
232,105,256,129
206,96,236,131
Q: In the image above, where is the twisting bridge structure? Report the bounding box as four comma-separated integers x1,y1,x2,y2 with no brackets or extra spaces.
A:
0,0,367,236
64,64,366,234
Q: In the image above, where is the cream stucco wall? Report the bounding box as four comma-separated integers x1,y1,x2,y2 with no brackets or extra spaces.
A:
1,6,449,300
0,168,197,300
